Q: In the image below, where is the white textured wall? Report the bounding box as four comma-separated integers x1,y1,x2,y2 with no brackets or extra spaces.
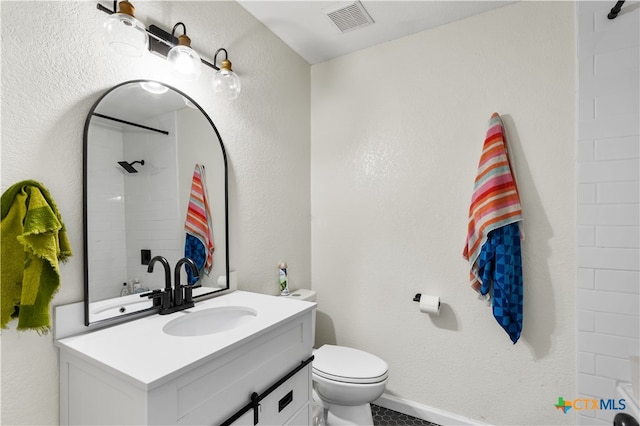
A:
311,2,576,425
577,2,640,425
0,1,310,424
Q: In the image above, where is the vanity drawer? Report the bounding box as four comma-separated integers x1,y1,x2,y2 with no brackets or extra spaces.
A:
232,364,310,425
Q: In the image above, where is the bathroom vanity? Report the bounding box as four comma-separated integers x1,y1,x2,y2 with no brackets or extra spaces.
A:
56,291,316,425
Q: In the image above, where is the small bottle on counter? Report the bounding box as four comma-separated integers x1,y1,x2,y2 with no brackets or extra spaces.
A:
120,282,130,296
279,261,289,296
130,278,149,293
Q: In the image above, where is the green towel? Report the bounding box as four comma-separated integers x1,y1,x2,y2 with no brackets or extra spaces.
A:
1,180,72,333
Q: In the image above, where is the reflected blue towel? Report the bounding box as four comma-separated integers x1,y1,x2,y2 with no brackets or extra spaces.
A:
478,222,523,344
184,234,205,285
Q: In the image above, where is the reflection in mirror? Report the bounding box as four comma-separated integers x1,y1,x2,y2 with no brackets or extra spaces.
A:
83,80,229,325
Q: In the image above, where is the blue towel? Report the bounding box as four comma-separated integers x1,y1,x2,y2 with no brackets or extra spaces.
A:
184,234,205,285
477,222,523,344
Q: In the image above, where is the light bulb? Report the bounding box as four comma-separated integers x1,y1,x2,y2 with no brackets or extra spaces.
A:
167,35,202,81
140,81,168,95
103,2,148,57
212,59,241,100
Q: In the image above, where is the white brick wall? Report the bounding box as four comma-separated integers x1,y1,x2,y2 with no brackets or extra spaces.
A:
577,2,640,424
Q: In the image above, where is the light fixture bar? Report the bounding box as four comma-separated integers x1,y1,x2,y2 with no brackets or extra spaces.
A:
96,2,221,71
147,24,178,57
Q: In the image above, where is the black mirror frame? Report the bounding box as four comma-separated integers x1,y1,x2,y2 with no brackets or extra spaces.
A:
82,80,230,326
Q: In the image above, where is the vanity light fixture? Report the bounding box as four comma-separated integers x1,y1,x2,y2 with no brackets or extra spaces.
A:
97,2,241,98
212,48,242,101
102,1,148,57
167,23,202,81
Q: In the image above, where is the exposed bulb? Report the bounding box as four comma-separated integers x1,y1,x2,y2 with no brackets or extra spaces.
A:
213,59,241,100
167,35,202,81
103,2,148,57
140,81,168,95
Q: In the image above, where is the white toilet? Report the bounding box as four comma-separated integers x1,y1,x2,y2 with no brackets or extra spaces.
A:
286,289,389,426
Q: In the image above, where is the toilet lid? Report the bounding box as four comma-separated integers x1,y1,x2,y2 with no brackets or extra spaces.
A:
312,345,389,384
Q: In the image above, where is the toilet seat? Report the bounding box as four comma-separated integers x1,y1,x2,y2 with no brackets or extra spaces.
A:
313,345,389,384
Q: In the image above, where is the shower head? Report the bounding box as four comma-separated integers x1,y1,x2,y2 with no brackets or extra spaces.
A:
118,160,145,173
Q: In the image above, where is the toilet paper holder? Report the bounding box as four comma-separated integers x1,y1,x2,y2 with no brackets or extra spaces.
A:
413,293,441,306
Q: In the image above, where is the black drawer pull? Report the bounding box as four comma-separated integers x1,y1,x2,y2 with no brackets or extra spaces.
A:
278,390,293,412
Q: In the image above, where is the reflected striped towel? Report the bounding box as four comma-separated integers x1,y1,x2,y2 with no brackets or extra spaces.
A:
463,113,522,291
185,164,214,277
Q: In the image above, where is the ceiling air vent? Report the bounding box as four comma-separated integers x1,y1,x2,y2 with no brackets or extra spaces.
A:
324,1,375,33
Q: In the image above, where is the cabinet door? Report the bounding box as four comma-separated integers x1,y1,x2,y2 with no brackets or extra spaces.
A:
61,352,148,425
173,316,313,425
231,365,311,425
285,404,310,426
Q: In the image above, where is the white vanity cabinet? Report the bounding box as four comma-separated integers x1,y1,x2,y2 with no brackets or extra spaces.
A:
57,291,315,425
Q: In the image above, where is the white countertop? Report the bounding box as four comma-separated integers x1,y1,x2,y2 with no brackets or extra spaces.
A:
56,291,315,390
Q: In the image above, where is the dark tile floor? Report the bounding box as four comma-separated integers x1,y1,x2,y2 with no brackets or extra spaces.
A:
371,404,440,426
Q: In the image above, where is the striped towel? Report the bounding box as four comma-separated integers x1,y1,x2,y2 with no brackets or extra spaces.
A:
185,164,214,280
463,113,522,289
463,113,524,343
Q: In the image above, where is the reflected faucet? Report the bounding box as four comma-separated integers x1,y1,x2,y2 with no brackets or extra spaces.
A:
147,256,172,290
174,257,200,307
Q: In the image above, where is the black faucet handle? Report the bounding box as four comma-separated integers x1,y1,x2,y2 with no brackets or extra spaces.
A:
140,289,162,307
182,284,202,304
142,288,171,309
139,289,162,298
180,284,202,289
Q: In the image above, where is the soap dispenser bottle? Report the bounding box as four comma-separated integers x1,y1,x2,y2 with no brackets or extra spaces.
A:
279,262,289,296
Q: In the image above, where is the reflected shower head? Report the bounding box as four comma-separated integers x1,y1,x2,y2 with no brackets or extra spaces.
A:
118,160,145,173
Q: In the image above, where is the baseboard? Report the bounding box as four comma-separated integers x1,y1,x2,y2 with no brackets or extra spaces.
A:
374,393,490,425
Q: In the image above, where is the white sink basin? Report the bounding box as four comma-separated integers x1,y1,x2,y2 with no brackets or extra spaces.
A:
163,306,257,337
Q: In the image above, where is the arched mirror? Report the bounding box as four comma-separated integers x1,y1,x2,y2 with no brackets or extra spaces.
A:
83,80,229,325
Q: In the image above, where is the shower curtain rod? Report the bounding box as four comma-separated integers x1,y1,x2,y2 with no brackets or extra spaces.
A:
92,113,170,135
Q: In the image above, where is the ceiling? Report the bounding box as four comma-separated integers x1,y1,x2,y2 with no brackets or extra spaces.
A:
236,1,517,64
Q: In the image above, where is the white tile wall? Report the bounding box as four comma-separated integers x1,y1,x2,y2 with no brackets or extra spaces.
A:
86,122,128,301
577,2,640,424
86,113,180,298
123,111,180,290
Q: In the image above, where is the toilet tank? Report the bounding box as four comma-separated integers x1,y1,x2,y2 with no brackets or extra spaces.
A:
288,289,316,302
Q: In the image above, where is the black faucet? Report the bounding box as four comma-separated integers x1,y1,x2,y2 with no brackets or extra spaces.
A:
146,256,172,311
142,255,201,315
174,257,200,308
